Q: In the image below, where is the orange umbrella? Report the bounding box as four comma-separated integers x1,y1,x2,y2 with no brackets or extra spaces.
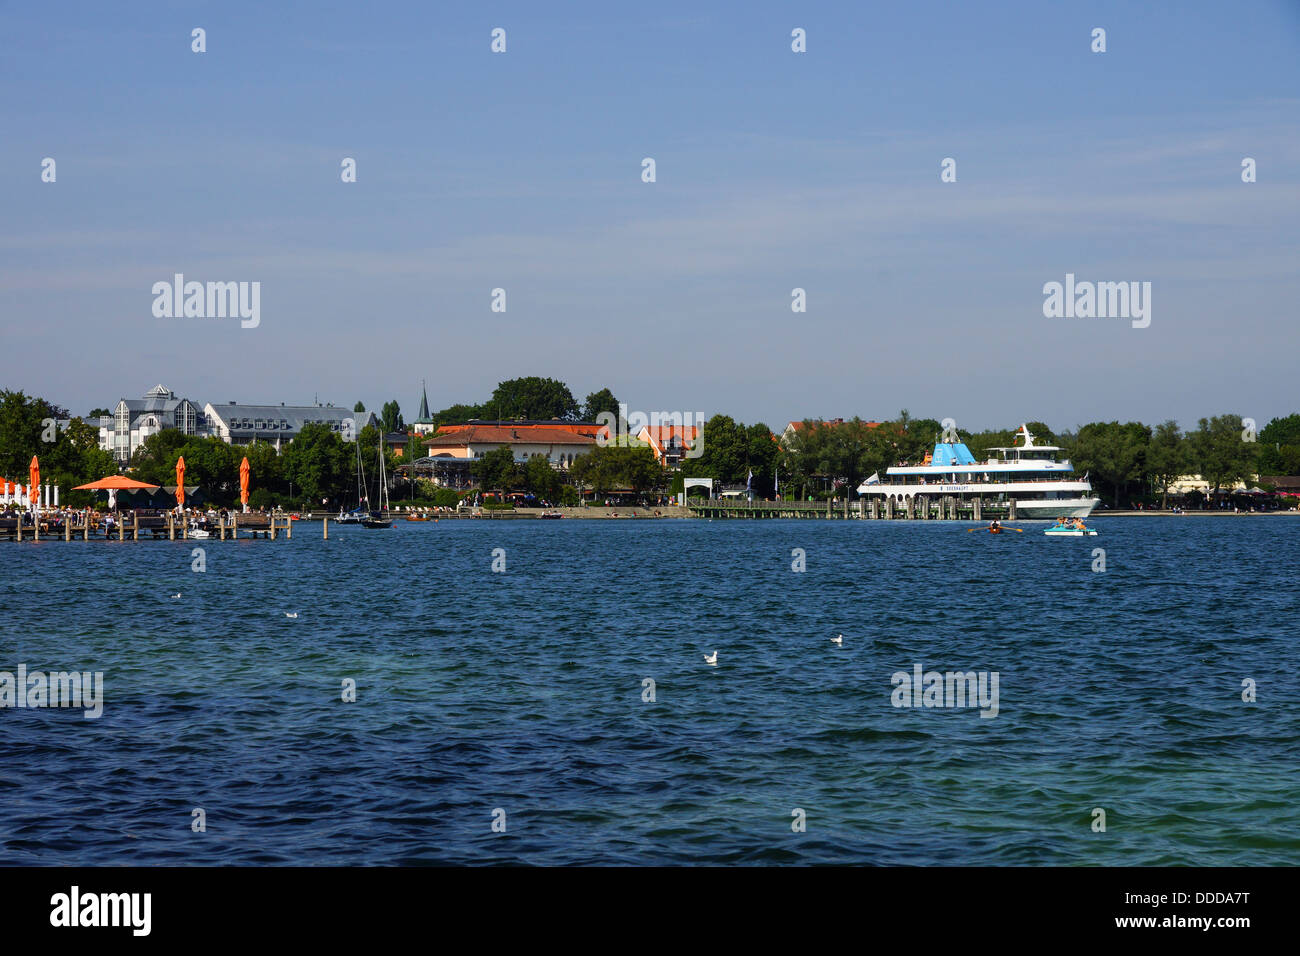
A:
239,457,250,508
73,475,161,491
175,457,186,507
28,456,39,508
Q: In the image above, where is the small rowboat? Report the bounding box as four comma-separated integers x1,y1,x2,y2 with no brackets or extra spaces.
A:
1044,527,1098,536
406,515,428,522
989,527,1002,534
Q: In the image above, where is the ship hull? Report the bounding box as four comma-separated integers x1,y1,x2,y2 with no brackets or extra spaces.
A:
1013,497,1099,519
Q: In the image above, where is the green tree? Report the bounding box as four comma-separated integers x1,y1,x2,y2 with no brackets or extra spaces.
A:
780,417,887,499
1256,413,1300,476
353,401,366,413
239,439,285,502
571,444,663,497
487,377,579,420
521,454,562,501
42,416,117,507
1145,420,1188,509
380,400,404,434
0,390,62,479
471,446,519,491
88,407,111,418
582,388,620,422
681,415,743,483
283,422,350,507
430,403,485,426
129,429,193,486
1071,421,1151,506
1189,414,1256,494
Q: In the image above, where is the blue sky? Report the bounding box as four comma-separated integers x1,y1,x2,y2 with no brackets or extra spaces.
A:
2,1,1297,432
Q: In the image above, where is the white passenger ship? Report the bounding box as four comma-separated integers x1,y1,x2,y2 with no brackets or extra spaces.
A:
855,424,1099,518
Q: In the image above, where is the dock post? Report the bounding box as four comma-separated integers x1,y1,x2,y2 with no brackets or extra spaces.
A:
133,512,139,541
270,516,276,541
65,516,71,541
323,517,329,540
1008,500,1017,521
119,516,125,541
83,511,89,541
286,515,292,539
16,516,22,542
168,512,174,540
973,497,982,521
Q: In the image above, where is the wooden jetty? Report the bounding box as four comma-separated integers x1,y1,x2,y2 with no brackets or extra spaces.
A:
0,511,297,542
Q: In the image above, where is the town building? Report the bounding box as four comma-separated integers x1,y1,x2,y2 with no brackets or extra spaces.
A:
98,385,209,463
422,423,596,467
203,401,377,449
635,424,699,467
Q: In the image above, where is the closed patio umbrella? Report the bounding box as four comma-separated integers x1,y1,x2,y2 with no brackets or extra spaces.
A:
28,456,39,509
175,457,186,508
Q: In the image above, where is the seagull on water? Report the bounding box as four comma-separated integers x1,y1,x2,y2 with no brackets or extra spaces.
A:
703,651,718,666
285,612,298,619
171,593,181,599
831,634,843,646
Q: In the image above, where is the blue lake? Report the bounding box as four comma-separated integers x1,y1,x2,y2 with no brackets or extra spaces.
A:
1,516,1297,864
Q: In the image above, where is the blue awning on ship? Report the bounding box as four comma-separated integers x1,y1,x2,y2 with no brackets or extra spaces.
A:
931,443,977,466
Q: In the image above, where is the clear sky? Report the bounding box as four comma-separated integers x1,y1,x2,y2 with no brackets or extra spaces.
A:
2,1,1297,432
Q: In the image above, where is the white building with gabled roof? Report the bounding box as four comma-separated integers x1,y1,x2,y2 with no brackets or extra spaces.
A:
98,384,208,463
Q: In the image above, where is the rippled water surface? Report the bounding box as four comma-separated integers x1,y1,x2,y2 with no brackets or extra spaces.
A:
2,516,1297,865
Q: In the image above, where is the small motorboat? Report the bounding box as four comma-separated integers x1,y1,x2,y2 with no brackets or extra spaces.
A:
187,528,211,539
539,511,563,519
1045,525,1098,536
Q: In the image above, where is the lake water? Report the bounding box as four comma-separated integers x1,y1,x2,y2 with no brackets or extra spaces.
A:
1,517,1297,865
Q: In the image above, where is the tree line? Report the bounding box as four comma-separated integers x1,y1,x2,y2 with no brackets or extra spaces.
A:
4,386,1298,509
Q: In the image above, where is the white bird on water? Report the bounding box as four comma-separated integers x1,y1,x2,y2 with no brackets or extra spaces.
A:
285,612,298,619
171,593,181,599
831,634,843,646
703,651,718,666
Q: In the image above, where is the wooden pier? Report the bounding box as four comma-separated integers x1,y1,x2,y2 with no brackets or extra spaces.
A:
685,497,1018,520
0,511,296,541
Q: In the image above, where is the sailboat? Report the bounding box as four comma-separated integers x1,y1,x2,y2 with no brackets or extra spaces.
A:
362,433,393,528
336,436,369,524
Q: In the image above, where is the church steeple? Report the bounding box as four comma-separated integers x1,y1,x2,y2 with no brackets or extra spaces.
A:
416,380,430,422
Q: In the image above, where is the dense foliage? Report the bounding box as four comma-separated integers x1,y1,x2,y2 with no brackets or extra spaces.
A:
4,385,1295,509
